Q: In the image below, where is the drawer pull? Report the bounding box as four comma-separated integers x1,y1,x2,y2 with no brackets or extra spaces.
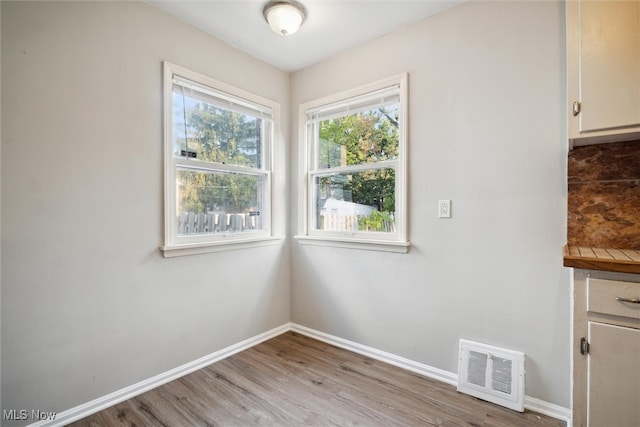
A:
616,297,640,304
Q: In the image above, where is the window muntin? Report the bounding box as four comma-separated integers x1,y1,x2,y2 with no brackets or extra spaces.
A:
301,74,407,245
164,63,275,251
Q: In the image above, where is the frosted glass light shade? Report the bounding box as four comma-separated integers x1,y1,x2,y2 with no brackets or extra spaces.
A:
263,1,306,36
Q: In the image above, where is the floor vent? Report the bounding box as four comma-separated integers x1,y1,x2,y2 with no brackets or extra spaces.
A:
457,339,525,412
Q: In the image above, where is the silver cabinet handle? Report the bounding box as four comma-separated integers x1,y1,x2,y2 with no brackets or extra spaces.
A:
616,297,640,304
572,101,581,116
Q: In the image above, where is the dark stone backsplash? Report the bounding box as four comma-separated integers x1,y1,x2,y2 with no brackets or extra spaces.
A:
567,140,640,249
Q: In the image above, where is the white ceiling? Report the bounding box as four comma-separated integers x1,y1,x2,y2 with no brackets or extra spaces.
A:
147,0,464,71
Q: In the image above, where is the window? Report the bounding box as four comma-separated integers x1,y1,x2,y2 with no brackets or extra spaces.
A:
161,62,280,257
297,74,409,252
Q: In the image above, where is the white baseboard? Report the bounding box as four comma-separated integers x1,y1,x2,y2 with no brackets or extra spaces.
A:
290,323,458,386
29,323,291,427
290,323,571,425
524,396,572,426
30,322,571,426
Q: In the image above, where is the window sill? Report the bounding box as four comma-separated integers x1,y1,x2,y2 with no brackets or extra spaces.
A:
294,235,410,253
160,236,284,258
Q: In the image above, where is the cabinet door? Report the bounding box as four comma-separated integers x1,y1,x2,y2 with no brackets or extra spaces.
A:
588,322,640,427
579,1,640,133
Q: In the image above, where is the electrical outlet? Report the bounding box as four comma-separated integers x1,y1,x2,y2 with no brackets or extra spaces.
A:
438,200,451,218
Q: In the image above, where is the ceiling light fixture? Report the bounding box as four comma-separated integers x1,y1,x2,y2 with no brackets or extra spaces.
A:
263,0,307,36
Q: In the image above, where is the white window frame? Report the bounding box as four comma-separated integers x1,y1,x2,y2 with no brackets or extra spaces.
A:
161,62,281,257
296,73,409,253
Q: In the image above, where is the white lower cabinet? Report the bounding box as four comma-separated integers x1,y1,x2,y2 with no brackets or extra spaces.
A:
587,322,640,426
573,272,640,427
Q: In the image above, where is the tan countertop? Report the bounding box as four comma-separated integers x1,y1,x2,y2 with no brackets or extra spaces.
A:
564,245,640,274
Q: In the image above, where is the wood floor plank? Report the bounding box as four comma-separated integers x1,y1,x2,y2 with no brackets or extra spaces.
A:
69,332,566,427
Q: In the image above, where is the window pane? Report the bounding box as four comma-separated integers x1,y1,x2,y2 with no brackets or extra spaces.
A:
177,169,265,236
313,168,395,233
173,90,263,169
317,105,398,169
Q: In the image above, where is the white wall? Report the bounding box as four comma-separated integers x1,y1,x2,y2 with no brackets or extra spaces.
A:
1,1,290,421
290,1,570,407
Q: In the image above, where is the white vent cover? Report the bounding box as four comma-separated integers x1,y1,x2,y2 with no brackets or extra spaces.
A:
457,339,525,412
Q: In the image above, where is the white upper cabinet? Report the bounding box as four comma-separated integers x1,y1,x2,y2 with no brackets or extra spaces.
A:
567,1,640,145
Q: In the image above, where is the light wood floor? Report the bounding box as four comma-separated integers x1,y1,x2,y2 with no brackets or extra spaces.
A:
70,332,566,426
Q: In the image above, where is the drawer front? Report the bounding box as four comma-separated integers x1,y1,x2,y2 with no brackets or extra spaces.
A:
587,278,640,319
